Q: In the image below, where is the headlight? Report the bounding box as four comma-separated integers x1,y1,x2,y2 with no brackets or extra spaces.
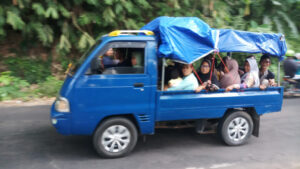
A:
51,118,58,125
55,97,70,112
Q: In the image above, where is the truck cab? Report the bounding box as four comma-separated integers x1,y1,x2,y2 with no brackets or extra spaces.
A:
51,30,284,158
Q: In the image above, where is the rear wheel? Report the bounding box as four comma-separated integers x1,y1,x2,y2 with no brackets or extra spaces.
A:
93,117,138,158
218,111,253,146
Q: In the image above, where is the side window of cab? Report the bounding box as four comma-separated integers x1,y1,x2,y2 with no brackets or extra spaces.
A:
87,42,146,75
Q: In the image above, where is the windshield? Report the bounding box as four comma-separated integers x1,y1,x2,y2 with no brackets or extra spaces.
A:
68,39,102,76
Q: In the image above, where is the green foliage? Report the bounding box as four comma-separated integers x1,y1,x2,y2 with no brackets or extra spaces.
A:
59,34,71,53
36,76,63,97
0,7,6,37
58,4,70,18
6,11,25,30
0,72,63,100
0,0,298,54
78,33,95,51
0,71,30,101
4,57,51,84
32,3,45,16
0,0,299,101
35,24,54,46
45,6,59,19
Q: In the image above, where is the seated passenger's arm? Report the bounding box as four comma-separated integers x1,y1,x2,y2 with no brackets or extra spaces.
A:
167,80,191,91
226,79,252,91
167,77,196,91
246,75,255,87
269,79,276,86
195,81,209,93
195,84,206,93
225,84,241,92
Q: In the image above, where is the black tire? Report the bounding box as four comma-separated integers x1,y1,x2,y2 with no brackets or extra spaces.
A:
93,117,138,158
218,110,253,146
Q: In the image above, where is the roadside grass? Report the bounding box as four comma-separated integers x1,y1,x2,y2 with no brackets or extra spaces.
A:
0,71,63,101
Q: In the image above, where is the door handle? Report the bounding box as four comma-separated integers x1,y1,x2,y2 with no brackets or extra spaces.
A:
134,83,144,87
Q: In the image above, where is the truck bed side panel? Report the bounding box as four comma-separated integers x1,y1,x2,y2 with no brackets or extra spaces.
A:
156,87,283,121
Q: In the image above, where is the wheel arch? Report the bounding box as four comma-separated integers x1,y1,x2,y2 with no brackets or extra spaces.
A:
92,114,141,136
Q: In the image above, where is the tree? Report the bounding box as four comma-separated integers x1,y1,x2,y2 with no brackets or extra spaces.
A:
0,0,299,58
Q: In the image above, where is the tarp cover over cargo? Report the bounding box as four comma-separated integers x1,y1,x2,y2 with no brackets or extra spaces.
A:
141,16,287,63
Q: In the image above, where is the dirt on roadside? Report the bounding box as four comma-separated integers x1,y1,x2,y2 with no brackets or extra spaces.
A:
0,97,55,107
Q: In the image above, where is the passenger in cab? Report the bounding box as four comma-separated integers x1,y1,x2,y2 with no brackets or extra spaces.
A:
226,56,259,91
167,64,199,91
259,54,276,90
114,49,124,65
195,60,219,93
131,51,143,67
102,48,119,67
219,58,240,89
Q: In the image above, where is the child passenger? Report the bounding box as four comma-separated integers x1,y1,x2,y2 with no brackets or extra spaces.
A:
167,64,199,91
195,59,219,93
226,56,260,91
168,69,183,88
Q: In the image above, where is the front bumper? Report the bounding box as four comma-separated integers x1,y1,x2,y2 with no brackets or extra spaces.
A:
50,102,72,135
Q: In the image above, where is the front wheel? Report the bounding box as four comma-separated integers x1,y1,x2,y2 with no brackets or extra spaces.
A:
93,117,138,158
218,111,253,146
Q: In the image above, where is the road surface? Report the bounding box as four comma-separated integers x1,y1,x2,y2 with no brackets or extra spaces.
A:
0,98,299,169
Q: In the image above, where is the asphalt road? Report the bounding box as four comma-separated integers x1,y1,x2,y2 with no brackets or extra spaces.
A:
0,98,299,169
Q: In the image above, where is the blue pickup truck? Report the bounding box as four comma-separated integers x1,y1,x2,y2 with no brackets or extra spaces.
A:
51,17,286,158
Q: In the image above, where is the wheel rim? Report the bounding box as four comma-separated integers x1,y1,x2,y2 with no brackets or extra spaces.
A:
101,125,131,153
227,117,249,142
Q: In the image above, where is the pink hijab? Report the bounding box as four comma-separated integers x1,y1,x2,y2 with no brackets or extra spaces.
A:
220,59,240,88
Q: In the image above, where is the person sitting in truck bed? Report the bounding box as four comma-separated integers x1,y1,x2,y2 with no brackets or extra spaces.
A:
167,64,199,91
204,54,218,70
216,56,230,81
259,54,276,90
165,68,182,90
219,58,240,88
195,59,219,93
226,56,260,91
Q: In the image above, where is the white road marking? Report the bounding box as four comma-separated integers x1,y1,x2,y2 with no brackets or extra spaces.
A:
210,163,236,168
49,160,61,169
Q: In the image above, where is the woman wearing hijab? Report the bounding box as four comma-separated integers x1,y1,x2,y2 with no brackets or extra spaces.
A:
219,58,240,89
195,59,219,92
226,56,260,91
216,56,230,81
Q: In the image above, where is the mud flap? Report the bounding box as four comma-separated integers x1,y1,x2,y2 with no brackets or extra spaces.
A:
252,114,260,137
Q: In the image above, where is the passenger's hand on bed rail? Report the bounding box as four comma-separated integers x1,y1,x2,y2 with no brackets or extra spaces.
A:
225,84,240,92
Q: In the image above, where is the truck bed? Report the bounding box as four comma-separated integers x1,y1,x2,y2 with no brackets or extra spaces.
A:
156,87,283,121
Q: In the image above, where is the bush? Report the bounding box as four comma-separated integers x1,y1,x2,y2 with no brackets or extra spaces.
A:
36,76,63,97
0,72,63,101
4,57,51,84
0,71,30,100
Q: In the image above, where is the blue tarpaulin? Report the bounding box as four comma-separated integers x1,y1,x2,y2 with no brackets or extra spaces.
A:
141,16,287,63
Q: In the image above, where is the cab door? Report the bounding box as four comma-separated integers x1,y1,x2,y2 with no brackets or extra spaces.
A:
71,41,155,134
